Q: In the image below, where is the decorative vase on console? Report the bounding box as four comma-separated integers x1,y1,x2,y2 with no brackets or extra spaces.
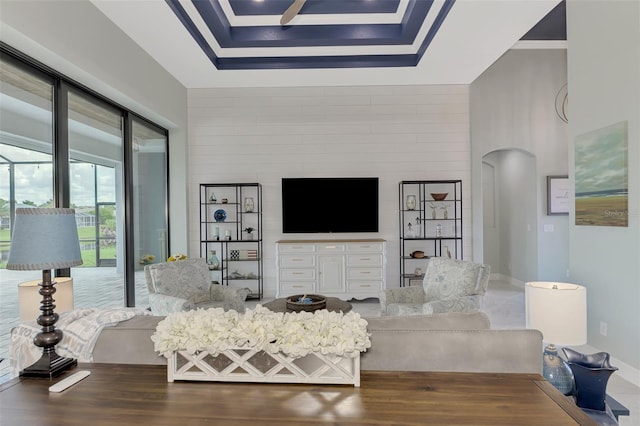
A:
406,222,415,238
245,197,254,213
406,195,416,210
429,203,436,219
562,348,618,412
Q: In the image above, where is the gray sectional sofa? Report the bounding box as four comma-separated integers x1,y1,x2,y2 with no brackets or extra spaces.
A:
92,311,543,374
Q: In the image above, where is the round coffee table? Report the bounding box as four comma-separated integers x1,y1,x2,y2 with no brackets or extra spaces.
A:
263,296,352,313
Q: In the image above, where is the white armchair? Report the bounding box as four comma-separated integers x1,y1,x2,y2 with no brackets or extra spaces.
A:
144,258,250,315
380,257,490,316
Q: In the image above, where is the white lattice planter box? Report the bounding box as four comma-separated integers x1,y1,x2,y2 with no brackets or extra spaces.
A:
167,348,360,387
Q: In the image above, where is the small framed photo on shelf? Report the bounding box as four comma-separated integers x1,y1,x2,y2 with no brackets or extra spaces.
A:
547,175,569,215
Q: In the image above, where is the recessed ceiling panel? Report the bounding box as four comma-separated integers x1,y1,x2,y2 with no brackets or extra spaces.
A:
90,0,563,88
228,0,401,16
166,0,454,69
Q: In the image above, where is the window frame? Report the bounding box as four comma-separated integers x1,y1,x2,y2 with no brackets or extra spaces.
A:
1,42,170,307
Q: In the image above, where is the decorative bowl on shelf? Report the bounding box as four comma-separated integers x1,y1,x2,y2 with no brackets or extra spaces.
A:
286,294,327,312
430,192,448,201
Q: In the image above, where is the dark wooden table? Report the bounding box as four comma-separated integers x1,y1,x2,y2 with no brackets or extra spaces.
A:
0,364,597,425
263,296,353,313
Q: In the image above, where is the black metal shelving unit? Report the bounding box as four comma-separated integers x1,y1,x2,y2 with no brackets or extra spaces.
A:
199,183,263,300
399,180,463,287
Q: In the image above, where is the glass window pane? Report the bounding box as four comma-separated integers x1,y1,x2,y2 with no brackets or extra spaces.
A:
0,56,54,374
0,56,54,255
132,119,168,307
1,51,170,382
68,89,125,308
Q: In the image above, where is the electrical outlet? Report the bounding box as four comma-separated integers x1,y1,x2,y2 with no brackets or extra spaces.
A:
566,269,570,278
600,321,608,337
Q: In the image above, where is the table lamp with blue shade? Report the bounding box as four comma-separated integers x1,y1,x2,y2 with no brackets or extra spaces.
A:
6,208,83,378
525,281,587,395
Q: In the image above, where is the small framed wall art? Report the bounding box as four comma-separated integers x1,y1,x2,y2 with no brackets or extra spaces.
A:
547,175,569,215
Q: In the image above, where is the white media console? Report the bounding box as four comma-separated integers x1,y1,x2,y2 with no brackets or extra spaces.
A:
275,239,386,300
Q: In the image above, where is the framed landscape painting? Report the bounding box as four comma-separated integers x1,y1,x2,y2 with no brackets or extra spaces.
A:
574,121,628,227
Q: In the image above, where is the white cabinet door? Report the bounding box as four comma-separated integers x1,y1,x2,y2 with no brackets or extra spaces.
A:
317,255,345,293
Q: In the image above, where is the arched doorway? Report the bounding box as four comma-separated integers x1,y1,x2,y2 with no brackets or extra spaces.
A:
482,149,538,285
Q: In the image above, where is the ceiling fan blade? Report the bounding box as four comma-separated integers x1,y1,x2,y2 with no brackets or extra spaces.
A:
280,0,307,25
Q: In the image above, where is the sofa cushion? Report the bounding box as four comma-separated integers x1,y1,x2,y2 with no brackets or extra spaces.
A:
361,328,543,374
91,312,490,366
89,311,542,376
93,316,166,365
366,311,491,331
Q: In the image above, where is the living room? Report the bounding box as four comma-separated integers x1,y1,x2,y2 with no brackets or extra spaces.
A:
0,0,638,423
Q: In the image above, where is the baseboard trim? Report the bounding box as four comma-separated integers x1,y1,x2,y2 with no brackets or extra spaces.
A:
490,273,525,289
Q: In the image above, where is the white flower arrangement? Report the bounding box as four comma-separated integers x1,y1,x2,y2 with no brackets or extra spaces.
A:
151,305,371,359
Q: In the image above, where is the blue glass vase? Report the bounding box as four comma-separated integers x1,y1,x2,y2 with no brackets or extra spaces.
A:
542,344,574,395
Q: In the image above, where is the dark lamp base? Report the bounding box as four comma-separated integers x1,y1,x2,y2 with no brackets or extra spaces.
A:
19,353,77,379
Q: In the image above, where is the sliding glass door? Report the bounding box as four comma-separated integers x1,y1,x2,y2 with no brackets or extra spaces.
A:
68,89,125,307
0,55,54,276
132,119,168,306
0,54,56,373
0,46,170,372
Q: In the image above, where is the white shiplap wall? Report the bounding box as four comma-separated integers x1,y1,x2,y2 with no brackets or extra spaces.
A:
187,85,472,298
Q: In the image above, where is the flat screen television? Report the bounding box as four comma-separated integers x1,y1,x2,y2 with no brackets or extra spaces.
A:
282,177,379,233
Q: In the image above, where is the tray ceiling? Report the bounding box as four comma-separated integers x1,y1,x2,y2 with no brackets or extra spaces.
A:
91,0,564,88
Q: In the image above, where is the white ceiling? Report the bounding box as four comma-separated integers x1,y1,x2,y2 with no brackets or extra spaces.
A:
92,0,563,88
